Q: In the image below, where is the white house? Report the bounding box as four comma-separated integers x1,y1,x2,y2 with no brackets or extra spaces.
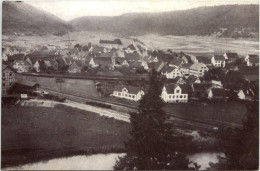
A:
211,55,226,67
161,84,190,103
33,61,41,72
163,66,182,79
12,60,30,73
245,54,259,66
113,85,144,102
189,63,209,77
99,39,123,49
237,90,245,100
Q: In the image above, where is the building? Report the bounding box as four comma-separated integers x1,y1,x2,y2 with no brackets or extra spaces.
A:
113,85,144,102
2,65,16,95
168,57,183,67
68,61,84,73
223,52,239,63
208,88,228,100
12,60,30,73
99,39,123,49
125,53,142,62
180,63,192,76
89,57,115,70
128,61,148,70
196,56,212,67
245,54,259,66
161,84,191,103
115,57,129,67
211,55,226,67
189,63,209,77
192,83,212,99
162,66,182,79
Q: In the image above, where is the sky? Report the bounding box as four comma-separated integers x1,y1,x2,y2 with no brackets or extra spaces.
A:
25,0,259,21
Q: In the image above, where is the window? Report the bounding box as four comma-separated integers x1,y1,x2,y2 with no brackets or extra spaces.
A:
176,90,180,93
176,95,178,98
180,95,183,98
118,93,121,96
173,95,175,98
125,94,127,97
169,95,171,98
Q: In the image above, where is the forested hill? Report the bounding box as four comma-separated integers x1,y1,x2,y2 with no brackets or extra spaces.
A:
2,1,73,36
69,5,259,37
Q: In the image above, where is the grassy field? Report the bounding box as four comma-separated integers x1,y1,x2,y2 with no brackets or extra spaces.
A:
164,101,247,126
1,104,130,168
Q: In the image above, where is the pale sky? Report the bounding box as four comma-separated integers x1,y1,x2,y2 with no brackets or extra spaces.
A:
25,0,259,21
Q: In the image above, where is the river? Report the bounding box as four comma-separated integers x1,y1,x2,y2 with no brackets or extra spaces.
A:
5,152,224,170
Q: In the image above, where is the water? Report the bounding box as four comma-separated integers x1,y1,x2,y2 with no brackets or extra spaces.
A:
187,152,225,170
5,152,224,170
5,153,125,170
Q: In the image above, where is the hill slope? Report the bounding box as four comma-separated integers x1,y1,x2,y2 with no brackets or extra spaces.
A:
2,1,73,35
69,5,259,37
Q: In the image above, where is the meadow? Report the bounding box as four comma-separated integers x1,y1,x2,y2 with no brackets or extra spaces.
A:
1,104,130,168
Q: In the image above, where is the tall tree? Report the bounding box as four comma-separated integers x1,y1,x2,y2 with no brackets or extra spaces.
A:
114,70,191,170
208,101,259,170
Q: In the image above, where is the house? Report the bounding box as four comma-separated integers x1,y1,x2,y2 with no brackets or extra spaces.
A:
208,88,228,100
2,65,16,94
68,61,84,73
115,57,129,67
143,55,158,63
192,83,212,99
125,53,142,62
245,54,259,66
154,61,167,73
89,57,114,69
196,56,212,67
162,66,182,79
99,39,123,49
161,84,192,103
189,63,209,77
91,46,107,54
125,43,140,54
113,85,144,102
180,63,192,76
12,60,30,73
223,52,239,63
185,75,201,85
128,61,148,70
211,80,223,88
169,57,183,67
245,54,258,62
8,53,25,63
211,55,226,67
50,59,59,71
237,89,245,100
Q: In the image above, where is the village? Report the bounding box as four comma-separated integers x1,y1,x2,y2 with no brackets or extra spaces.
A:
2,38,259,104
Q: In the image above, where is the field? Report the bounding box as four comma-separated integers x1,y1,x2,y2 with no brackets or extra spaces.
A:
1,104,130,168
164,101,248,126
3,31,259,57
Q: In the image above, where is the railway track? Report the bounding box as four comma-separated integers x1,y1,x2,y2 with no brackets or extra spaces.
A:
38,87,243,130
19,72,148,81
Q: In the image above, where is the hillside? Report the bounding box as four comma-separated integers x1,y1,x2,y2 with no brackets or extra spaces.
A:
2,1,73,36
69,5,259,37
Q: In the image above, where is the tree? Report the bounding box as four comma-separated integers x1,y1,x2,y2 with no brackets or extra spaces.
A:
208,101,259,170
203,68,225,81
222,71,245,90
114,70,192,170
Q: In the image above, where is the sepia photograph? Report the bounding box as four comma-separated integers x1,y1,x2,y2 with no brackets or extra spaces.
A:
1,0,259,170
